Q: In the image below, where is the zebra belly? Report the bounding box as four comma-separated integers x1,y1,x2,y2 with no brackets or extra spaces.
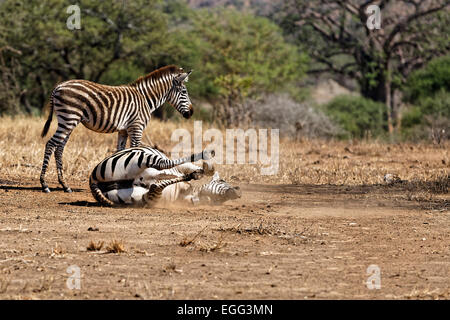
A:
104,186,148,205
81,119,119,133
161,182,192,203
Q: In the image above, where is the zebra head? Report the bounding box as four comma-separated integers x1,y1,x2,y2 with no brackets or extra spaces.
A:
201,172,242,203
168,70,193,119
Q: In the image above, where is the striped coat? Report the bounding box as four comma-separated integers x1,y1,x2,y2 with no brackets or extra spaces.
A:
184,171,242,205
89,146,214,207
40,65,193,193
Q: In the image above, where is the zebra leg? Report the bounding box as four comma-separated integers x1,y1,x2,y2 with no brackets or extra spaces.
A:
117,130,128,151
153,149,215,170
55,133,72,193
41,116,78,193
40,138,58,193
128,124,144,148
142,172,199,205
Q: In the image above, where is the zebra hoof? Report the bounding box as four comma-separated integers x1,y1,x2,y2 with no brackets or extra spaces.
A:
188,172,202,181
43,187,51,193
64,187,73,193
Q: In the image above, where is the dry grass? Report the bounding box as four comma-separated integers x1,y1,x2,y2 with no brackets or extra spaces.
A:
86,240,104,251
51,243,65,255
198,234,227,253
105,240,126,254
0,277,10,294
32,275,54,293
218,221,275,235
404,288,450,300
0,116,448,190
179,226,207,247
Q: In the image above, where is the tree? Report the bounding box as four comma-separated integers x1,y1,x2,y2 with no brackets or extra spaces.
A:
280,0,450,135
0,0,169,114
0,0,308,124
183,8,309,126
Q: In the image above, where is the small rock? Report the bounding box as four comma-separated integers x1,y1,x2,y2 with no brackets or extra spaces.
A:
384,173,401,184
88,227,99,232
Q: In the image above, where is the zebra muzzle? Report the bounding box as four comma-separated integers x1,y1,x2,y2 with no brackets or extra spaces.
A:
226,187,242,200
182,105,193,119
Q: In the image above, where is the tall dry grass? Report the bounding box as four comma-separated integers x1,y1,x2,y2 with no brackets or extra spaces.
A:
0,116,448,189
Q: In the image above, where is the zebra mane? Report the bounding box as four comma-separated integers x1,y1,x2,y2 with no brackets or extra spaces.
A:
131,65,183,85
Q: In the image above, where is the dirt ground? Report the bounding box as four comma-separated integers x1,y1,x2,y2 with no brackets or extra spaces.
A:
0,117,448,300
0,174,448,300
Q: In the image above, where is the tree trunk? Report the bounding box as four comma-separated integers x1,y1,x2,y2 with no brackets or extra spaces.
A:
393,89,404,132
385,75,394,136
359,62,395,137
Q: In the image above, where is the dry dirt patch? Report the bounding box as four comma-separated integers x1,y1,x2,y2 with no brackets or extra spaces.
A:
0,175,448,299
0,118,448,299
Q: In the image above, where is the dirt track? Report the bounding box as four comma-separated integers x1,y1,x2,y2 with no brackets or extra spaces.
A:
0,175,448,300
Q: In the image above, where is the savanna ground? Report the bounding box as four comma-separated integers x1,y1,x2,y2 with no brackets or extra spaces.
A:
0,117,448,300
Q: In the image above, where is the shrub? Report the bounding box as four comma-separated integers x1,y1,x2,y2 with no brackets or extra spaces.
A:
404,55,450,102
322,95,387,139
400,56,450,142
401,90,450,142
250,94,341,139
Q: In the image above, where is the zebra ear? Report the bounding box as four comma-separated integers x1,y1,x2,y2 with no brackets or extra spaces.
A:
184,70,192,82
176,70,192,83
212,171,220,181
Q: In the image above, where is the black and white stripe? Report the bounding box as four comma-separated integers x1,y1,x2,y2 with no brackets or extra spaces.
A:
89,146,214,207
40,65,193,193
188,172,242,205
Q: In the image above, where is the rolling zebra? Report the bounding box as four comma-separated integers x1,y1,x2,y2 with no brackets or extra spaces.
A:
40,65,193,193
89,146,215,207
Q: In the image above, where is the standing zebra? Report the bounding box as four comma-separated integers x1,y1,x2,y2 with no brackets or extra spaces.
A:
40,65,193,193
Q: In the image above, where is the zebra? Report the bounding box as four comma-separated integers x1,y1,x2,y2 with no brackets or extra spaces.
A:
184,171,241,205
40,65,193,193
89,145,215,207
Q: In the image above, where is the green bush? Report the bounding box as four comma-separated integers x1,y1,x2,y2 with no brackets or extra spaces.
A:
401,56,450,140
403,90,450,127
401,90,450,140
322,95,387,139
404,55,450,102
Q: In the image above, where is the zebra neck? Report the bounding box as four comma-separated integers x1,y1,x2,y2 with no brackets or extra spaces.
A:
136,75,173,112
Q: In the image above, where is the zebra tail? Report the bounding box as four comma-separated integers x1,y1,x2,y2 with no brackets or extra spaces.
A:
89,176,115,207
41,92,55,138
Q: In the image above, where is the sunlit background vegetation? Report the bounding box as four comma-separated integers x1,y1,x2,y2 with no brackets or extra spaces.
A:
0,0,449,142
